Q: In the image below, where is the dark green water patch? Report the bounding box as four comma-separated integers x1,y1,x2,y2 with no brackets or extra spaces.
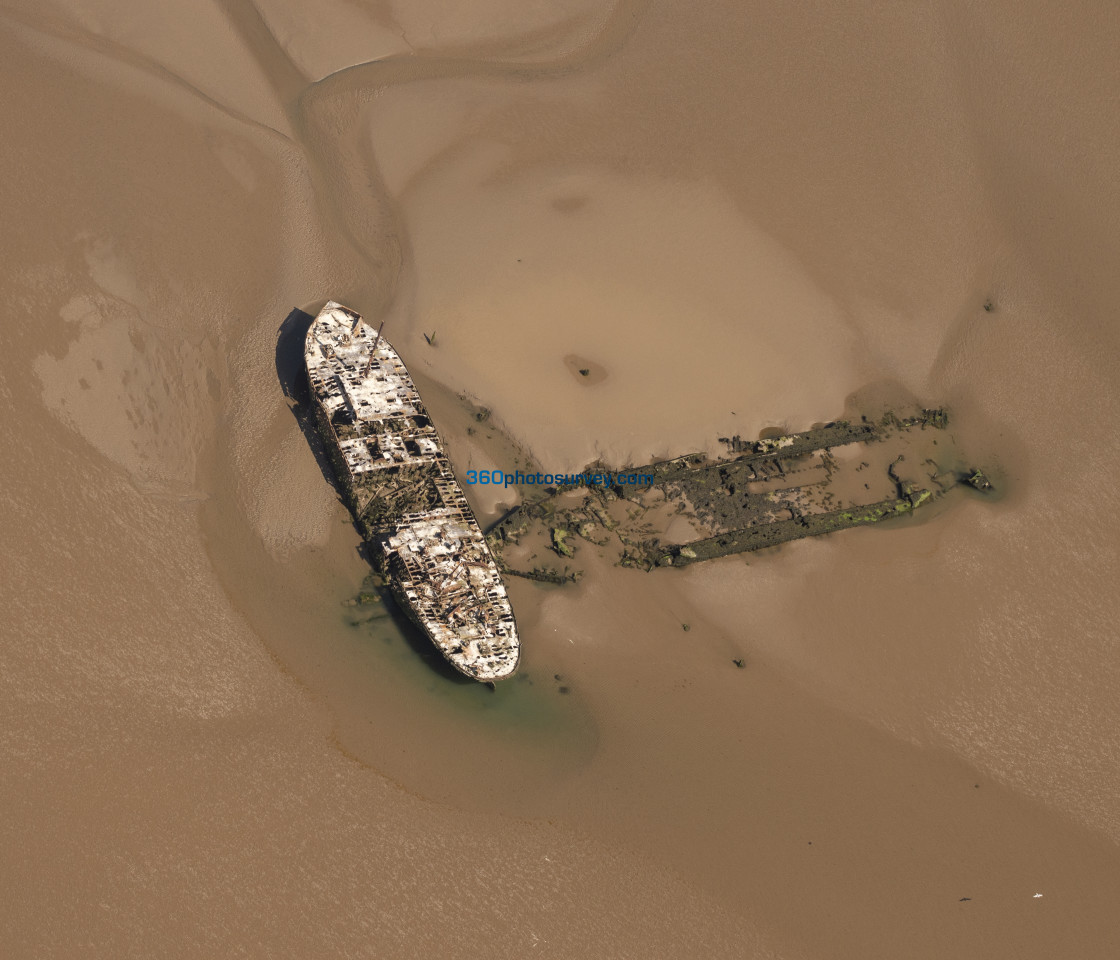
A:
324,578,599,813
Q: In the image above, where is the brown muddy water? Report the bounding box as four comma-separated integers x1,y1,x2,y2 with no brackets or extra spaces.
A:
3,1,1120,958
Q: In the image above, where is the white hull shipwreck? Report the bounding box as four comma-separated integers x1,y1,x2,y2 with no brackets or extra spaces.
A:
304,301,519,682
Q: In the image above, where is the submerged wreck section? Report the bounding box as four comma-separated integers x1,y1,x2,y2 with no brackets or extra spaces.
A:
305,301,519,682
487,408,989,577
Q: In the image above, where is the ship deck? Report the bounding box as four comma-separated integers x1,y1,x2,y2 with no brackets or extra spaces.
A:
305,301,519,682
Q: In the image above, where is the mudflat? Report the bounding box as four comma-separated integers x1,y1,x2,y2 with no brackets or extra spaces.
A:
3,2,1120,958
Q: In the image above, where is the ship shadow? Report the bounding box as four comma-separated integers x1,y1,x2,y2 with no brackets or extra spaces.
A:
276,308,347,503
376,588,481,686
277,307,478,689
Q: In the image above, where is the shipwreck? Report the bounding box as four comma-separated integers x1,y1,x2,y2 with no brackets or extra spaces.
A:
304,301,519,682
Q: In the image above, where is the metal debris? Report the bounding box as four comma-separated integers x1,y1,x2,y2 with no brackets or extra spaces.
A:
488,408,990,577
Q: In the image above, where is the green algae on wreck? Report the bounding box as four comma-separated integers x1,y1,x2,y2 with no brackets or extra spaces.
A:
661,494,925,567
486,408,992,578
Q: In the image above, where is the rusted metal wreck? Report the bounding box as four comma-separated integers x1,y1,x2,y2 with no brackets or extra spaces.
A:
485,409,989,581
305,301,519,682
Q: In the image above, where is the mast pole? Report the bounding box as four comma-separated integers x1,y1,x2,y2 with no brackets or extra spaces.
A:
364,320,386,378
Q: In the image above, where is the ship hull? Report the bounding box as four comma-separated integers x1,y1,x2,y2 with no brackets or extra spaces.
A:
303,301,519,682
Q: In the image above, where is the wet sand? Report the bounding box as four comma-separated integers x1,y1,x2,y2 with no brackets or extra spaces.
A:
3,1,1120,957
